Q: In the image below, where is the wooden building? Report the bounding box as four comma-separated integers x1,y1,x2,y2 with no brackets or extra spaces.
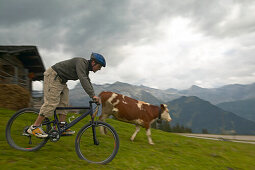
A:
0,46,45,110
0,46,45,91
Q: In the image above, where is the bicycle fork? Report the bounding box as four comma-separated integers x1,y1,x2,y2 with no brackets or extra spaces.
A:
91,121,99,145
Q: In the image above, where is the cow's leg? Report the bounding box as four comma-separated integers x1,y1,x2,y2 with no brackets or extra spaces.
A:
146,128,154,145
130,125,140,142
99,113,109,135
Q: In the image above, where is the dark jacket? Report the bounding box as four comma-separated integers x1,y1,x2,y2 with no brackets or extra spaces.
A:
52,57,95,98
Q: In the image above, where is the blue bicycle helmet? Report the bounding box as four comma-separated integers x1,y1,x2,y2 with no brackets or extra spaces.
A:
91,52,106,67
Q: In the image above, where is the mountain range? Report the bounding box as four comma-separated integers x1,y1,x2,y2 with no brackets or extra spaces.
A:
178,83,255,104
69,81,255,135
216,98,255,122
70,81,255,105
167,96,255,134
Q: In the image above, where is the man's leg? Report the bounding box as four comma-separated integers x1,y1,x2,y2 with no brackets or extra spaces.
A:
57,86,75,135
28,68,65,137
57,85,69,122
34,115,45,126
59,114,66,122
39,68,66,118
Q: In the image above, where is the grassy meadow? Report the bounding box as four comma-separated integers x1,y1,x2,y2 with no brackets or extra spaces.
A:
0,108,255,170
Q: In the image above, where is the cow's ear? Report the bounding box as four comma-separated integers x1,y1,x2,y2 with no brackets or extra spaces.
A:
160,104,165,109
161,104,168,109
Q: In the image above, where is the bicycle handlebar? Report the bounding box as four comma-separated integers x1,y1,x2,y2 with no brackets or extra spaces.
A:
89,100,100,105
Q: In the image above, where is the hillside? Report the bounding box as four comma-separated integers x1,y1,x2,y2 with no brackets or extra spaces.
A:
1,108,255,169
167,96,255,135
217,98,255,122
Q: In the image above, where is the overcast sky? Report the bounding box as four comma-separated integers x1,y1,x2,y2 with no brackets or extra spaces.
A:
1,0,255,90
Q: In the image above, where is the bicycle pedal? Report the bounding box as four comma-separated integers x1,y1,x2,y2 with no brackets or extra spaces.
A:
22,132,30,137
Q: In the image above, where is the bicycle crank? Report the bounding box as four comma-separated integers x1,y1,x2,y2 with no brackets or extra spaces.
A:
48,129,60,142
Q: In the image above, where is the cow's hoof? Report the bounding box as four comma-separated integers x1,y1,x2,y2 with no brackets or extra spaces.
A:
149,142,155,145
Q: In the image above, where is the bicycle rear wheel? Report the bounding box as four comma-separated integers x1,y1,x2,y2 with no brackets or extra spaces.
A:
5,108,51,151
75,121,119,164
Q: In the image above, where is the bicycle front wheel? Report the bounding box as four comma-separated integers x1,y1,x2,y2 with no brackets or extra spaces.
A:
5,108,51,151
75,121,119,164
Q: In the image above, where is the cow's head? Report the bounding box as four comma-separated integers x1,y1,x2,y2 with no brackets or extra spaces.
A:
160,104,172,122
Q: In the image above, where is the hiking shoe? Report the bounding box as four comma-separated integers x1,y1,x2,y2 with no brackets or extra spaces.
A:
27,125,48,138
62,129,75,136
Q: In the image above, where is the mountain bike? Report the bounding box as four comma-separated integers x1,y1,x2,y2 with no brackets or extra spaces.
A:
5,101,119,164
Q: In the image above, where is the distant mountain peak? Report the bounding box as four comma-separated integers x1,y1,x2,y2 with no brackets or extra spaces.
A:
190,85,202,89
165,88,178,93
179,96,205,102
113,81,122,84
113,81,130,86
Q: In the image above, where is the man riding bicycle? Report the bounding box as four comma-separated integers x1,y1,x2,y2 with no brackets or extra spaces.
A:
27,53,106,138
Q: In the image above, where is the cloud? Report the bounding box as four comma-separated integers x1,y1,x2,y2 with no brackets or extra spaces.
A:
1,0,255,90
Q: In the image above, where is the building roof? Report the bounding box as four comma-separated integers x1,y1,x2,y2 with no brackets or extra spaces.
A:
0,46,45,80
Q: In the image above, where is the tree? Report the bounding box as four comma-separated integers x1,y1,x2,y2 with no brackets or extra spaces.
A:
152,121,192,133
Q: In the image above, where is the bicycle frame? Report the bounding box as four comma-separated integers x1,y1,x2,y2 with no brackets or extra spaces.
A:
49,101,98,135
5,100,119,163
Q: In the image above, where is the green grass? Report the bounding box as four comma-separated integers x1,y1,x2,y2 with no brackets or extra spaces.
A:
1,108,255,170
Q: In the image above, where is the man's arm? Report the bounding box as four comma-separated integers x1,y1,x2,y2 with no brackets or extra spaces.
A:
76,60,95,98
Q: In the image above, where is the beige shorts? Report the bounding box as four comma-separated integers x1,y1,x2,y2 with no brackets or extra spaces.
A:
39,67,69,118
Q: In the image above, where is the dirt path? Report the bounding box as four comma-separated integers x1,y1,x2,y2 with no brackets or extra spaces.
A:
176,133,255,144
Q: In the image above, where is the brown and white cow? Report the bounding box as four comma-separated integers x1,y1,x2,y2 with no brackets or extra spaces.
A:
99,91,172,145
